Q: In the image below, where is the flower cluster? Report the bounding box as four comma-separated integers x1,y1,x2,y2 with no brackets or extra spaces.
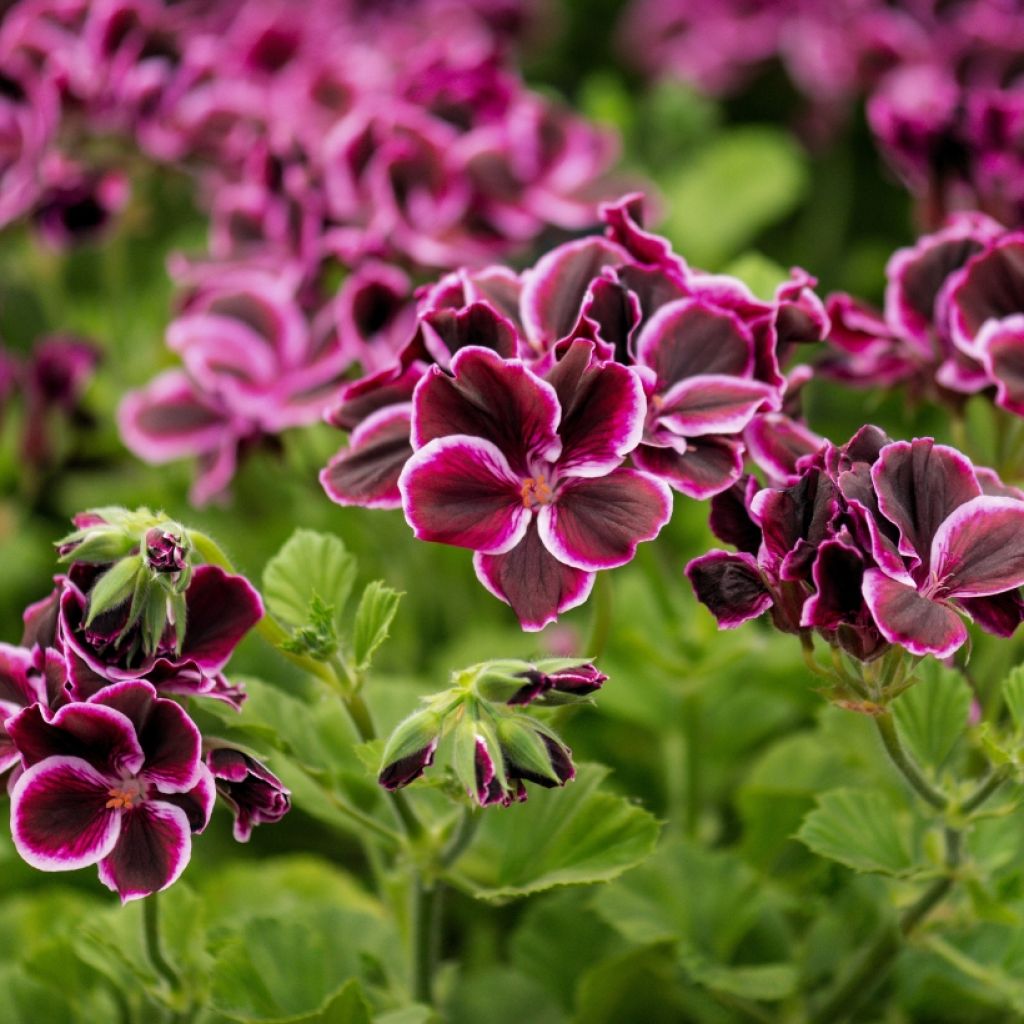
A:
823,213,1024,418
3,508,289,901
687,427,1024,661
379,658,604,807
321,194,828,628
620,0,1024,225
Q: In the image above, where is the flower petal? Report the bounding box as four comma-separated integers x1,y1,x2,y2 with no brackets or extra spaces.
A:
958,591,1024,637
411,347,562,471
801,540,865,630
744,413,822,485
685,550,773,628
931,496,1024,597
635,299,754,387
862,569,967,658
632,436,744,499
977,315,1024,417
181,566,264,672
400,435,528,553
473,526,595,632
160,763,217,834
871,439,981,569
11,756,121,871
97,800,192,902
657,374,776,438
538,468,672,571
320,404,412,509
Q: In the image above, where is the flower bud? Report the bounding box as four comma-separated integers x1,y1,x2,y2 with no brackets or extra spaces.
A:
498,716,575,788
378,708,443,791
144,527,190,574
506,659,607,705
207,748,291,842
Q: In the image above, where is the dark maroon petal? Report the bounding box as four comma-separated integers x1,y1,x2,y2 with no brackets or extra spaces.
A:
862,569,967,658
160,764,216,834
578,275,641,362
632,437,744,499
11,756,120,870
636,299,754,388
685,551,773,628
708,476,762,554
958,591,1024,637
657,375,776,438
744,414,822,485
320,404,412,509
0,643,44,710
871,439,981,569
948,238,1024,346
419,303,520,366
978,315,1024,416
520,237,628,347
181,566,264,672
540,469,672,571
801,540,865,630
545,343,645,475
601,192,687,273
474,525,595,632
96,800,192,902
8,701,144,776
207,751,289,841
931,496,1024,597
325,362,423,431
400,436,528,553
411,348,561,472
379,739,438,791
21,587,61,649
751,471,837,581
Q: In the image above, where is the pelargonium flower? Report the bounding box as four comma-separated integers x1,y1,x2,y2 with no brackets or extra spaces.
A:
687,428,1024,661
206,747,290,842
31,157,129,248
399,342,672,630
0,643,48,774
7,680,214,902
323,193,826,519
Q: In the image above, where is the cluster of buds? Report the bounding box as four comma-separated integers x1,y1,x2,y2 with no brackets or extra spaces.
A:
0,507,289,902
378,658,605,807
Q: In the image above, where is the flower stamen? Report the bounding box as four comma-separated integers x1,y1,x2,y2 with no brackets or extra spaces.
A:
520,475,554,509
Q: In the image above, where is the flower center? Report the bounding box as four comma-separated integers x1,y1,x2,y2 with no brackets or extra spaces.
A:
105,778,146,811
520,475,554,509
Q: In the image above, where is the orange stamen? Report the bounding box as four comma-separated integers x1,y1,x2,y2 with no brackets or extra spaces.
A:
105,786,137,810
520,475,554,509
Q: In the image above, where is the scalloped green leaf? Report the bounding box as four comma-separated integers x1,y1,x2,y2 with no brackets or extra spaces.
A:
797,788,917,875
452,765,659,902
894,661,971,773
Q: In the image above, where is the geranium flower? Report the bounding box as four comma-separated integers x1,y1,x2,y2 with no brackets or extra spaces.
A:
206,748,290,842
400,343,672,630
7,680,214,902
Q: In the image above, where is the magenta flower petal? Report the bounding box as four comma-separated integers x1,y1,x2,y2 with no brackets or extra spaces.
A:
958,592,1024,638
411,347,562,470
8,702,145,778
118,370,231,461
520,236,628,347
96,800,192,902
320,404,412,509
90,683,202,794
159,764,217,835
419,303,520,366
931,496,1024,598
636,299,754,386
685,550,773,628
10,756,121,871
863,568,968,658
872,439,981,568
180,566,264,673
657,374,776,438
400,435,529,553
800,540,865,630
977,315,1024,416
632,436,744,499
947,237,1024,350
537,468,672,571
545,342,645,476
474,526,595,632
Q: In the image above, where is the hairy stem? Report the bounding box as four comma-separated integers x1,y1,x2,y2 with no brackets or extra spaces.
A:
143,894,180,995
411,878,442,1004
873,711,948,810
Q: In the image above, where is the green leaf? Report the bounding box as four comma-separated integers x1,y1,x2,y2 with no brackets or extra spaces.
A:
351,581,402,670
452,764,659,902
1003,666,1024,732
374,1008,441,1024
262,529,357,631
660,127,807,267
447,967,566,1024
797,788,917,875
894,661,971,774
209,909,386,1022
678,954,797,1002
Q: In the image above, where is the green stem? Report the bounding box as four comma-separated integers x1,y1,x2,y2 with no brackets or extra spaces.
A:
441,807,481,868
680,692,701,838
873,711,948,811
142,894,180,995
411,877,442,1004
961,768,1010,816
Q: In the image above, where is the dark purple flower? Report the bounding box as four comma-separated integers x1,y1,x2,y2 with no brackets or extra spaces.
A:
399,343,672,630
144,527,189,574
8,680,214,902
505,661,607,705
206,747,290,842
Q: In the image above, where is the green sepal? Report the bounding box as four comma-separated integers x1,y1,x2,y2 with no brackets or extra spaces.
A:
379,708,444,772
85,555,144,627
451,713,481,798
496,716,560,784
55,529,136,565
